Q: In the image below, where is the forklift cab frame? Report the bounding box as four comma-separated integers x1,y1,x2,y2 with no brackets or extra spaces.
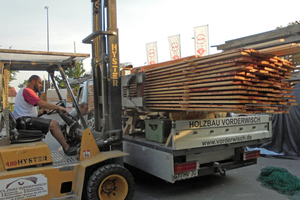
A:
0,49,134,200
0,49,89,144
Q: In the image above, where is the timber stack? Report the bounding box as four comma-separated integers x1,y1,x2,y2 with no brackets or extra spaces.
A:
127,49,297,114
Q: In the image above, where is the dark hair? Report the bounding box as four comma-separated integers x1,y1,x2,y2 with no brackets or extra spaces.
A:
28,75,41,83
79,102,88,108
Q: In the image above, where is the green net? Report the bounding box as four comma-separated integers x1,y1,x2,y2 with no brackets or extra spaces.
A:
257,166,300,200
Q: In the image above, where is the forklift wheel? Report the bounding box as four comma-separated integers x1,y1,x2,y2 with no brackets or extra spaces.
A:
87,164,135,200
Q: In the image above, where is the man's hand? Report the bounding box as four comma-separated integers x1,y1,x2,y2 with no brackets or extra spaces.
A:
37,100,69,114
42,108,49,114
38,108,48,116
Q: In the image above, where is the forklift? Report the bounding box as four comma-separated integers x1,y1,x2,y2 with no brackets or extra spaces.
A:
0,0,135,199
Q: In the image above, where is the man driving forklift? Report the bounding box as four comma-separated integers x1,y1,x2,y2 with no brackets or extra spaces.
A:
13,75,77,156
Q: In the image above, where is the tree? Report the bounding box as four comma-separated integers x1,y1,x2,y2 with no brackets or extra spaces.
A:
54,61,87,92
9,70,18,82
18,80,28,88
276,22,298,29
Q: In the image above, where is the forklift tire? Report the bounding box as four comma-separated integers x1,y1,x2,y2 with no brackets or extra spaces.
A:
87,164,135,200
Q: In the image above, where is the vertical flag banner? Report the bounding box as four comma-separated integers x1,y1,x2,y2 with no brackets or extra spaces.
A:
194,25,209,56
146,42,158,65
168,35,181,60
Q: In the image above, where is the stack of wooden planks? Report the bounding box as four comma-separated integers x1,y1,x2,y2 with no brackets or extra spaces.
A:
127,49,297,114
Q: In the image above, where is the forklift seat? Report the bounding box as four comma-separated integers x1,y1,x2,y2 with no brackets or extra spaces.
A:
8,111,45,143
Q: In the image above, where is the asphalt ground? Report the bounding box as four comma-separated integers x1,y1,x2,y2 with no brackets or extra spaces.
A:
131,156,300,200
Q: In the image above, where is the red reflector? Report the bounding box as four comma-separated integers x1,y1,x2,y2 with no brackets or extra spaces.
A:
174,162,197,174
243,150,260,161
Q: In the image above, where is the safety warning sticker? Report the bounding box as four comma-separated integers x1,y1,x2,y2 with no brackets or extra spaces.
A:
0,174,48,200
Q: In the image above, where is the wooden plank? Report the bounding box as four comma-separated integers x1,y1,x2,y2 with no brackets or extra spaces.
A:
145,59,252,81
146,55,253,76
144,81,248,92
133,49,250,73
145,65,252,84
144,51,251,74
145,76,252,90
132,55,198,73
144,90,257,97
147,103,246,108
147,100,253,104
145,70,249,87
146,95,252,100
148,106,247,113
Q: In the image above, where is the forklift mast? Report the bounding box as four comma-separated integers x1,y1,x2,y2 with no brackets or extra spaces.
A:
83,0,121,135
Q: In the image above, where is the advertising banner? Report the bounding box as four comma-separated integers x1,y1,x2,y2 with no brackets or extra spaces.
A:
194,25,209,56
146,42,158,65
168,35,181,60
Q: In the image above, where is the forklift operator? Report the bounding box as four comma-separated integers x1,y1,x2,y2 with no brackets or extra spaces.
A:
13,75,77,156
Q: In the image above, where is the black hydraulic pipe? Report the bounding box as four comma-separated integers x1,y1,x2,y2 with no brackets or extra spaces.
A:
58,65,87,129
49,72,63,101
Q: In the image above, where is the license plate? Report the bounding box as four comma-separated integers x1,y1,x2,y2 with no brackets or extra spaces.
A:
174,169,198,181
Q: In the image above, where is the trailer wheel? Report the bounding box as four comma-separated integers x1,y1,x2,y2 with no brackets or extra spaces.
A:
87,164,135,200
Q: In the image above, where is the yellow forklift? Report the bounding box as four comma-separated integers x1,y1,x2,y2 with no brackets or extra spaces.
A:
0,1,135,199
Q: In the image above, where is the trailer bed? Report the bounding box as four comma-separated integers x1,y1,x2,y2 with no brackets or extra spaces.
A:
123,115,272,183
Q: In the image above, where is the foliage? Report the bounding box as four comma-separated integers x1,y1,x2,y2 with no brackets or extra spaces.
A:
9,70,18,83
18,80,28,88
276,21,298,29
9,104,14,112
54,61,87,92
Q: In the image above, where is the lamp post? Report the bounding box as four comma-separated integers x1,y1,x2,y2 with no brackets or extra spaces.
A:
44,6,50,91
44,6,49,51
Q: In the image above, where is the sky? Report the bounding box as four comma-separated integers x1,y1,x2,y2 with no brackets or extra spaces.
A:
1,0,299,91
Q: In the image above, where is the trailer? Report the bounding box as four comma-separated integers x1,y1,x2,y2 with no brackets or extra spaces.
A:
1,1,299,199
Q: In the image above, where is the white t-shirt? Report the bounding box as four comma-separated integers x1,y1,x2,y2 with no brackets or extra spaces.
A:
13,87,40,119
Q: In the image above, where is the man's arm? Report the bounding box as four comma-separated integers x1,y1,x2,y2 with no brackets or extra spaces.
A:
36,100,67,113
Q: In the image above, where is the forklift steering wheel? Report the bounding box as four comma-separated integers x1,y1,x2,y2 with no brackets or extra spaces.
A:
47,100,65,115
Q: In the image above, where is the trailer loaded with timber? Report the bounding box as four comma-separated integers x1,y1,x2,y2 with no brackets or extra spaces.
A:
120,47,297,183
76,42,299,183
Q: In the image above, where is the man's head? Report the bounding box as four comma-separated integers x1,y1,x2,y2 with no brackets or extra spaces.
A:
28,75,43,93
79,102,89,115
